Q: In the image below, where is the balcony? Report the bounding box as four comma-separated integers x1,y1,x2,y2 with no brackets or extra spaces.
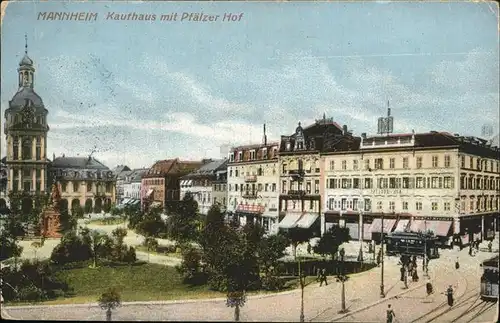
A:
289,169,305,181
242,191,258,199
244,175,257,182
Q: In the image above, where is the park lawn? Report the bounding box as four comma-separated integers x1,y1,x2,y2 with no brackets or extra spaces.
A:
52,263,225,303
85,218,125,226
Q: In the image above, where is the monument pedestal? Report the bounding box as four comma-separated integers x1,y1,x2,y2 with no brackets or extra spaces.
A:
40,183,63,238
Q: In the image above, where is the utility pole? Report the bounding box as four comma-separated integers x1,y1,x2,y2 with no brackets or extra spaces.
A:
299,258,305,322
380,212,385,298
423,220,429,278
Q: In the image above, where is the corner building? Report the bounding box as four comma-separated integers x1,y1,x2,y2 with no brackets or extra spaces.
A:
277,117,354,236
321,131,500,247
227,139,280,234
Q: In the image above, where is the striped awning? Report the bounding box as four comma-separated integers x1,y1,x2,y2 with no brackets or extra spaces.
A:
394,219,410,232
295,213,319,229
370,218,397,233
278,212,303,229
236,204,265,214
410,220,452,237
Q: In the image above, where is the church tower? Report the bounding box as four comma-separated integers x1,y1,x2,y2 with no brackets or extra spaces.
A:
4,36,49,195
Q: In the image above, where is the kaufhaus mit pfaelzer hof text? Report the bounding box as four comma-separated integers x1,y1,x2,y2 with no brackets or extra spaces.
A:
37,12,245,22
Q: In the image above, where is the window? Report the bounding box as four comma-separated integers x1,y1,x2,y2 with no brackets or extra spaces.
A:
364,199,371,211
353,160,358,170
61,182,67,192
432,156,438,168
374,158,384,170
229,169,233,177
444,177,453,189
416,202,422,211
106,182,112,193
341,160,347,170
73,181,79,192
389,177,396,188
328,198,335,210
353,198,359,211
444,202,451,211
235,170,239,177
86,181,92,192
416,157,423,169
402,201,408,210
314,180,319,194
282,163,287,174
402,177,410,189
364,159,370,170
431,177,439,188
389,158,395,169
377,201,383,210
24,181,31,192
364,178,372,189
306,182,311,194
282,181,286,193
470,156,474,169
389,201,395,211
461,156,465,168
341,178,351,189
353,178,360,188
329,160,335,170
402,157,409,169
470,200,474,211
431,202,438,211
341,198,347,210
416,177,424,188
444,155,451,168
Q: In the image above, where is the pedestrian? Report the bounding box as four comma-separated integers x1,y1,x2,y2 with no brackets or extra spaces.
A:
476,240,480,251
488,241,492,252
426,279,433,296
339,248,345,262
319,268,328,286
316,268,321,282
468,245,473,256
307,243,312,255
445,285,454,306
412,268,419,282
400,266,405,282
386,304,396,323
376,250,381,266
455,257,460,270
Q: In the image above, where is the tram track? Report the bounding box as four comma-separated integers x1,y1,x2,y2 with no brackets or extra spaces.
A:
462,301,496,323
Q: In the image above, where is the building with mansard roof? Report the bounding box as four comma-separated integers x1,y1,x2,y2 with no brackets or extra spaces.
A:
277,116,355,237
49,156,116,214
321,130,500,248
227,125,280,234
180,158,228,215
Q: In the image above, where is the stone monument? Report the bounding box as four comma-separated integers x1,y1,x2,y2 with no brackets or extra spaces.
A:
40,183,62,238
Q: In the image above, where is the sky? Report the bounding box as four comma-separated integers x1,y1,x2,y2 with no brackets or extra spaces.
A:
1,1,499,169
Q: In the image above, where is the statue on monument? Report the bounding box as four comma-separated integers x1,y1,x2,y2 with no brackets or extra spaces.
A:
40,183,62,238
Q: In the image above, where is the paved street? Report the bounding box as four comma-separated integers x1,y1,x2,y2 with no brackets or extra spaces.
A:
3,228,498,322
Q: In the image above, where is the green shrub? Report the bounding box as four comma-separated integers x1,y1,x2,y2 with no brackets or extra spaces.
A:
50,232,92,265
261,275,285,291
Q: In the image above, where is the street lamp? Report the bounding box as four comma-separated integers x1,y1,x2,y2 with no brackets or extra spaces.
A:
298,258,305,322
337,257,349,313
423,220,429,278
380,212,385,298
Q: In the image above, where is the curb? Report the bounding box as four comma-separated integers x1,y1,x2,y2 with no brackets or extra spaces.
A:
328,281,427,322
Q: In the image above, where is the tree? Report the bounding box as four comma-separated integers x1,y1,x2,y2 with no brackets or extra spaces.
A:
50,231,91,265
143,236,158,263
98,288,121,321
258,233,289,290
0,231,23,262
313,226,351,260
167,192,200,244
176,244,204,284
71,204,84,219
281,227,314,259
82,229,109,268
111,227,128,262
123,246,137,267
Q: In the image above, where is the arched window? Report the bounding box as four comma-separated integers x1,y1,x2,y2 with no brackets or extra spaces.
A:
22,137,32,160
298,159,304,170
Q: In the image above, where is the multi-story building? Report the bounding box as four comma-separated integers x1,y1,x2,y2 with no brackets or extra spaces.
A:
278,117,348,236
112,165,131,204
3,44,50,214
122,168,148,202
227,126,280,233
212,166,228,212
321,131,500,246
180,159,228,215
49,156,116,214
141,158,203,211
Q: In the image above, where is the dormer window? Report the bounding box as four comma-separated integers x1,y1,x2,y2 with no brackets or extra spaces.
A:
229,153,234,162
262,148,267,159
286,141,291,151
249,150,256,160
238,151,242,161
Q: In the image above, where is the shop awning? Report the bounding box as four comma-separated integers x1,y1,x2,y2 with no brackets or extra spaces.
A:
278,212,303,229
370,218,397,233
295,213,319,229
121,198,131,205
130,199,141,206
409,220,452,237
362,223,372,240
394,219,410,232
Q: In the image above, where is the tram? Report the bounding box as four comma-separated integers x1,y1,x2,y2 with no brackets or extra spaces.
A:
384,231,440,259
480,255,499,301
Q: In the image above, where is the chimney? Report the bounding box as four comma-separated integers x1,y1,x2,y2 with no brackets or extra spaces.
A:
262,124,267,146
361,133,367,139
342,125,348,135
52,153,55,161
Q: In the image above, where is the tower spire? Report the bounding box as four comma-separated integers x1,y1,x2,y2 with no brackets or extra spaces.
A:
25,33,28,54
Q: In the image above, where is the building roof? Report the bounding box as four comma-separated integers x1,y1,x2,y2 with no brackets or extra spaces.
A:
112,165,131,174
182,159,228,178
19,53,33,66
51,156,110,170
128,168,149,182
143,158,204,178
8,89,45,112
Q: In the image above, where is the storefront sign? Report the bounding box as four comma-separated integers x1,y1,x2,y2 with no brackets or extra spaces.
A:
369,189,408,195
